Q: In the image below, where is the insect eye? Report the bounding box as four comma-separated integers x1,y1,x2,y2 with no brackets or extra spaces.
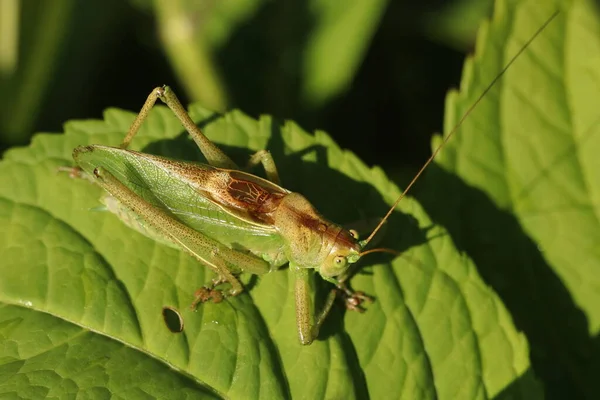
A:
334,255,345,265
349,229,359,239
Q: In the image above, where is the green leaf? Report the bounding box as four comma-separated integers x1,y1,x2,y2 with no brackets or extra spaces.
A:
300,0,389,107
421,0,600,397
0,107,537,396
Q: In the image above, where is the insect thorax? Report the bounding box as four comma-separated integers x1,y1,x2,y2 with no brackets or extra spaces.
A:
272,193,360,271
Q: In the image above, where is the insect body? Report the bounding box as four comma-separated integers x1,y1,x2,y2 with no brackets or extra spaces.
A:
71,11,558,345
73,86,371,345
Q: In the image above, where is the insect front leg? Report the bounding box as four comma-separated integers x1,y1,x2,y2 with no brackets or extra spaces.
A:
121,85,238,169
335,284,373,313
326,271,374,313
291,264,337,345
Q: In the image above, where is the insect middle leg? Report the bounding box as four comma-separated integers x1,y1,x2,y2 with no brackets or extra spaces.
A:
247,150,281,184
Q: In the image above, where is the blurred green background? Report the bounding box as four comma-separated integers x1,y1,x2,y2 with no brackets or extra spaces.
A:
0,0,492,178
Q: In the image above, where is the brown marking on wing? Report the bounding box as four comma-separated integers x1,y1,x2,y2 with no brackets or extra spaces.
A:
225,177,284,223
130,152,287,225
228,179,270,208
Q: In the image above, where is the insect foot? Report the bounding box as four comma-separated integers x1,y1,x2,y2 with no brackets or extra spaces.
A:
190,275,240,310
337,286,374,313
190,287,225,310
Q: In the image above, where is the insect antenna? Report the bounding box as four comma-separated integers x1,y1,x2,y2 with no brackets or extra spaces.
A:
359,247,401,257
362,10,560,248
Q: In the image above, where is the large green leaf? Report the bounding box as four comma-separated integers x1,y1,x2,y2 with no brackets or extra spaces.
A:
0,100,539,399
2,0,594,398
420,0,600,397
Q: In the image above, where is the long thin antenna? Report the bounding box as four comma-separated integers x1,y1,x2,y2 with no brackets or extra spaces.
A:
363,10,560,247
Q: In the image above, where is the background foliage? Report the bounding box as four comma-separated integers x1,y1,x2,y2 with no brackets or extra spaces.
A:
0,0,494,176
1,0,599,399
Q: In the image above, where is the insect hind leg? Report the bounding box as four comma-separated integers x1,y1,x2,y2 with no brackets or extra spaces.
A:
120,86,239,170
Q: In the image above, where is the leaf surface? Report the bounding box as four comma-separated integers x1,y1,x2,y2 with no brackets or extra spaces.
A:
421,0,600,397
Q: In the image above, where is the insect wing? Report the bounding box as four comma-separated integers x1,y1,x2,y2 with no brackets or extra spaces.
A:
74,145,287,264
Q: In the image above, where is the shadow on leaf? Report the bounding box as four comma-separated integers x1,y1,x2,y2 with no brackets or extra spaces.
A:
417,164,599,399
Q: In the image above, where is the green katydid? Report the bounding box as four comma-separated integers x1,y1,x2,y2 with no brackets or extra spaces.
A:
67,11,558,345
